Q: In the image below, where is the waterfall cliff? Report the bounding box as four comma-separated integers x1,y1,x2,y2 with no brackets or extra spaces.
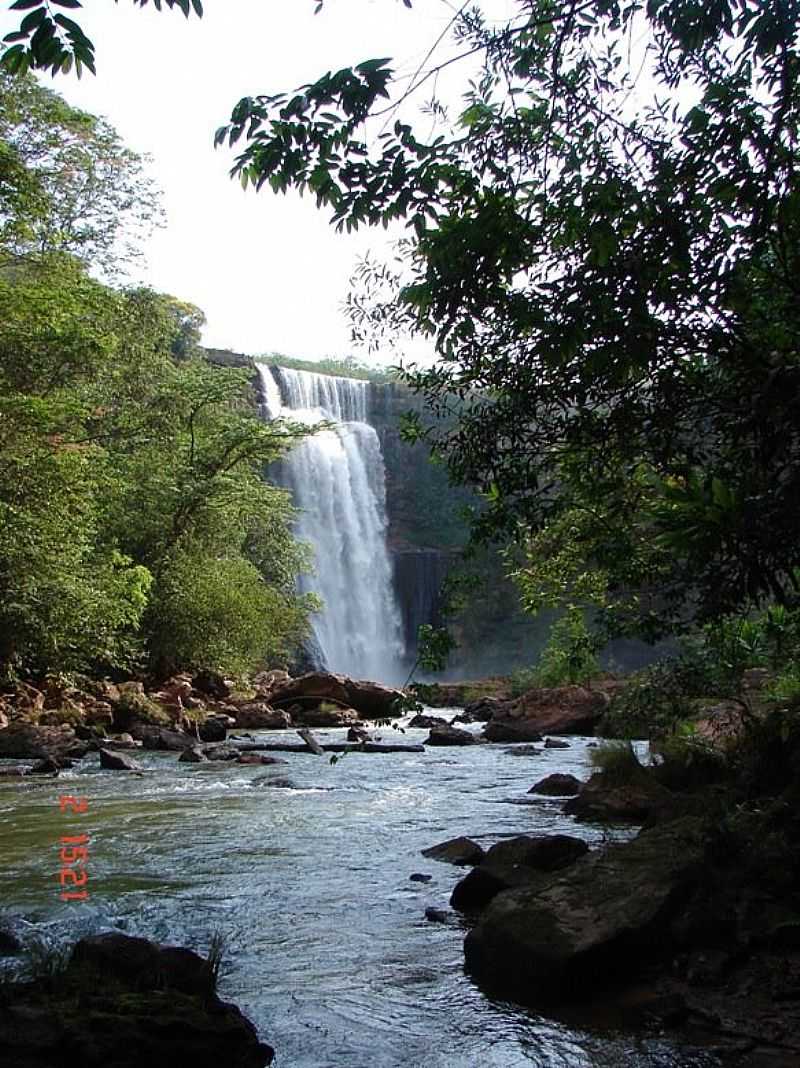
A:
257,363,406,684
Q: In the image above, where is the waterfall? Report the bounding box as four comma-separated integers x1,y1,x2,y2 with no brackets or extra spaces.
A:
256,363,406,684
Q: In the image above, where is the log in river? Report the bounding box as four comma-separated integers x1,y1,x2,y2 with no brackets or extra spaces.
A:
233,740,425,755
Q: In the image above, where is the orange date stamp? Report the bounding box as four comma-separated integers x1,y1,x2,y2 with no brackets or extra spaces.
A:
58,795,89,901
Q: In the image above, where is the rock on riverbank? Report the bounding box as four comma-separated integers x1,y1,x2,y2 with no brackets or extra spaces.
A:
0,932,274,1068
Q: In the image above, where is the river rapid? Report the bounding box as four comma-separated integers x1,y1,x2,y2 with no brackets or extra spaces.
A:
0,719,720,1068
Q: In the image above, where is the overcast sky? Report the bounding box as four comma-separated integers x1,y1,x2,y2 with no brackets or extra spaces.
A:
3,1,513,363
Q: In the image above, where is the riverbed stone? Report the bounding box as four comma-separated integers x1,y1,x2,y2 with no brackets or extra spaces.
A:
421,836,485,865
179,746,208,763
461,696,507,723
544,738,571,749
28,755,67,774
293,704,360,728
564,769,673,822
451,835,589,911
463,817,706,1000
529,773,583,797
99,747,143,772
197,715,229,743
346,724,371,741
192,669,233,701
233,702,292,730
484,685,609,742
408,713,447,729
132,724,196,751
267,672,403,720
425,724,479,746
202,743,241,761
0,721,76,759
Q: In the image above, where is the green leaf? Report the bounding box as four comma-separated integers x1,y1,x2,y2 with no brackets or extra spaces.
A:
20,8,48,32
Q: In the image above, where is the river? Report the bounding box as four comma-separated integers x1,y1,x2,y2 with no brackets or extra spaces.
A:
0,720,720,1067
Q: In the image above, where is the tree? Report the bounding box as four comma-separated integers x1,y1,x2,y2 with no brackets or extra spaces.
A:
0,73,317,680
0,71,162,273
212,0,800,632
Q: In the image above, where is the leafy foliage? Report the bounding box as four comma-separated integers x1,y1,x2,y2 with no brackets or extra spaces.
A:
526,606,601,688
1,0,204,77
0,79,316,680
214,0,800,634
0,73,162,274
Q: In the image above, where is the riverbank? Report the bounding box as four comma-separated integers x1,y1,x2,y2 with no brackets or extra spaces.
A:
1,714,732,1068
2,669,799,1065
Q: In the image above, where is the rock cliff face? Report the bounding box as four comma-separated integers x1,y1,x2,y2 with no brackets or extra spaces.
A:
366,380,551,673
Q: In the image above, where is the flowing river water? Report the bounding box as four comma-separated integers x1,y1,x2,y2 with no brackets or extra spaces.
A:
0,721,721,1068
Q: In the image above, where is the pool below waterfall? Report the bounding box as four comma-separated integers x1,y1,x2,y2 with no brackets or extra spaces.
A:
0,719,721,1068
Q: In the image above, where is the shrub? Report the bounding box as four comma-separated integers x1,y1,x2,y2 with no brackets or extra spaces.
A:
650,726,729,791
589,741,645,784
530,606,601,688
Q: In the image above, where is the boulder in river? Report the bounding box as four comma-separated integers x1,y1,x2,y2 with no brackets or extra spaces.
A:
202,744,241,762
292,704,360,728
99,747,143,772
197,715,229,743
178,746,208,763
425,724,479,746
483,685,609,742
28,755,69,774
233,702,292,730
347,724,371,742
529,773,583,797
421,836,485,866
267,671,403,720
407,713,448,729
460,696,507,723
544,738,571,749
564,768,673,822
132,725,196,751
451,835,589,911
463,817,706,1001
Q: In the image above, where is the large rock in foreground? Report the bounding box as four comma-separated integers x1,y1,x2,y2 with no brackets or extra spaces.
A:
464,818,705,1001
0,932,273,1067
267,672,403,720
451,834,588,911
483,686,609,742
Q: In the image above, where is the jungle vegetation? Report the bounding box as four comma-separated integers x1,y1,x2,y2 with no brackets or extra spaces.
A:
0,70,316,681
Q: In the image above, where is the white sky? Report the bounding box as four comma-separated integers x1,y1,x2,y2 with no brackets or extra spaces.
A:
3,0,509,363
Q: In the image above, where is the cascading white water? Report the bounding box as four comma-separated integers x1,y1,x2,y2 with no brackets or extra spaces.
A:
256,363,406,684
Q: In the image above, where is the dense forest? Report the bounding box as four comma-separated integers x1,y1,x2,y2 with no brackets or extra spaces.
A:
0,71,318,683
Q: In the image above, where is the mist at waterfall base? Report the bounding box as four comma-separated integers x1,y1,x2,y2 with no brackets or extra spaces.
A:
257,363,407,685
